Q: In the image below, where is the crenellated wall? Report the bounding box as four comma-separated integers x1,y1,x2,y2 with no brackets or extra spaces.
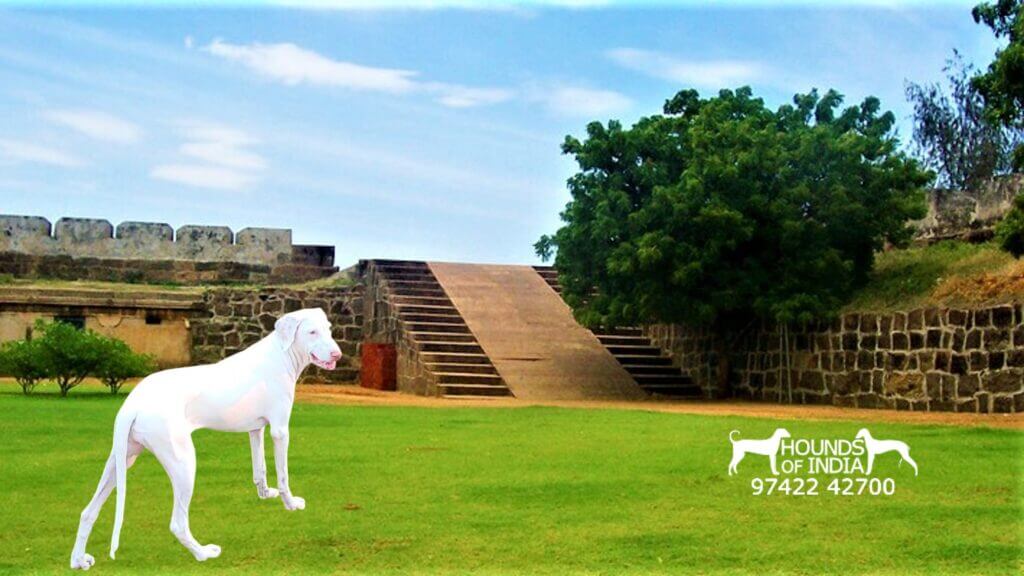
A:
1,215,293,266
0,215,337,285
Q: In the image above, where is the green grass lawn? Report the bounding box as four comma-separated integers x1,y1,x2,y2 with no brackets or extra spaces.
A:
1,385,1021,575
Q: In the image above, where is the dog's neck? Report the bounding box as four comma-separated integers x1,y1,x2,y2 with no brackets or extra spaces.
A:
280,343,310,383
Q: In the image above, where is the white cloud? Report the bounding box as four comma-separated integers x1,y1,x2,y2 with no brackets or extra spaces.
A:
607,48,767,89
206,39,419,93
537,86,632,117
150,164,255,191
43,109,142,144
204,39,510,108
426,83,514,108
150,121,266,191
0,139,85,168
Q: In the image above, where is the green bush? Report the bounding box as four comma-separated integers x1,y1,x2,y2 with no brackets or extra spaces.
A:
0,339,47,395
33,320,106,397
995,194,1024,258
4,320,157,397
94,338,156,394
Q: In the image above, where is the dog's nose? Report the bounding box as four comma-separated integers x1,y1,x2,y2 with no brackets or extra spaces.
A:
330,350,342,361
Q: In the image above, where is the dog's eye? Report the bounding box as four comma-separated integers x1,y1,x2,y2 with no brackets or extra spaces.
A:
309,330,317,335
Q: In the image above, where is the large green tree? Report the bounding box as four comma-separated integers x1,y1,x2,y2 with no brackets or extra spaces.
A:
536,87,930,332
973,0,1024,168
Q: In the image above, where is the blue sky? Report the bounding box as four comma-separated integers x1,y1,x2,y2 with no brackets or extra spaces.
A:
0,1,1001,267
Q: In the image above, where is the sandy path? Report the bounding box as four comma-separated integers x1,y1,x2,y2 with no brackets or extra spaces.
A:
298,385,1024,430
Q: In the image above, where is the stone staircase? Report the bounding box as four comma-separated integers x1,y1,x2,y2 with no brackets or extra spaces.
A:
374,260,512,399
533,266,702,397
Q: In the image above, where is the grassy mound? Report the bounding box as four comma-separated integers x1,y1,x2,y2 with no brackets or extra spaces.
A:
846,241,1024,312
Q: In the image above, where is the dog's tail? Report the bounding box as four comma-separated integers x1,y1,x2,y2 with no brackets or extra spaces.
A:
110,409,136,560
729,430,740,443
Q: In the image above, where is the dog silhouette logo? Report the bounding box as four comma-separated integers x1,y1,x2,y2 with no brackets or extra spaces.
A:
727,428,790,476
855,428,919,476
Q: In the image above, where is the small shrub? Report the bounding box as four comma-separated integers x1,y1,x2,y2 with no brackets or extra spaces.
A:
995,194,1024,258
94,338,156,394
0,339,47,395
34,319,105,397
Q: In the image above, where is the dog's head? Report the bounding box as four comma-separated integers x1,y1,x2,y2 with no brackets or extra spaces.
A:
855,428,870,440
773,428,792,439
274,308,342,370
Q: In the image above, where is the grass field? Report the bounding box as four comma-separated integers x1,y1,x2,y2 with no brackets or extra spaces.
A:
1,384,1022,575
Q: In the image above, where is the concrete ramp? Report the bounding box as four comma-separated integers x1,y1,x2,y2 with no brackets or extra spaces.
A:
428,262,645,401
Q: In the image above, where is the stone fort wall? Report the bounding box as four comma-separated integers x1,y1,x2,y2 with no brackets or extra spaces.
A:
646,303,1024,414
0,215,337,284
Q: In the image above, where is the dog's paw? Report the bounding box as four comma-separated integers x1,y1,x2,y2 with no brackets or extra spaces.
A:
258,486,280,499
70,552,95,570
194,544,221,562
283,495,306,511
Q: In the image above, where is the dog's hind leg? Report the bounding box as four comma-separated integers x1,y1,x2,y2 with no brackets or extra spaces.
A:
150,431,221,562
249,427,279,499
70,441,142,570
900,450,919,476
728,450,744,476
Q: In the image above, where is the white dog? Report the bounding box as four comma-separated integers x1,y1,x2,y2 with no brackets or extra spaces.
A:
856,428,918,476
728,428,791,476
69,308,342,570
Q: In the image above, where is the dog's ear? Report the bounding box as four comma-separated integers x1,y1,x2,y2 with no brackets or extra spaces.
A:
274,312,302,350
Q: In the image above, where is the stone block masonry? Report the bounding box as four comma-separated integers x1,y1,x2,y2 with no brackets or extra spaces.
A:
189,285,364,383
645,303,1024,413
0,215,337,285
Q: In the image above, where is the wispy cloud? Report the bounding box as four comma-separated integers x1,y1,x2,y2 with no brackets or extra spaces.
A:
531,85,632,117
206,39,419,93
150,164,256,191
150,121,265,191
43,109,142,144
0,139,85,168
607,47,767,89
203,39,512,108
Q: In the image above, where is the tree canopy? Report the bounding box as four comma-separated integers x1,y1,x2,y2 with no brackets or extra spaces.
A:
973,0,1024,167
536,87,930,330
906,52,1021,194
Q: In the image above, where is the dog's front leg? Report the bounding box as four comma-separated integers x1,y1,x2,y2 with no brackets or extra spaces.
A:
249,428,279,499
270,424,305,511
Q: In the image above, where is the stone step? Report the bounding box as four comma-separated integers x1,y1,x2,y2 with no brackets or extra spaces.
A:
400,312,463,323
403,321,471,334
613,354,674,366
597,334,652,346
388,287,447,297
640,383,703,397
386,279,441,288
408,331,477,343
424,362,498,375
395,303,458,315
420,352,492,365
384,272,437,282
434,372,504,385
606,344,663,356
390,295,453,306
416,341,484,354
622,365,685,375
438,383,512,397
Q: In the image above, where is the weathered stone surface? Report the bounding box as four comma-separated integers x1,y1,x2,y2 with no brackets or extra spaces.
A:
646,303,1024,414
191,285,364,383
